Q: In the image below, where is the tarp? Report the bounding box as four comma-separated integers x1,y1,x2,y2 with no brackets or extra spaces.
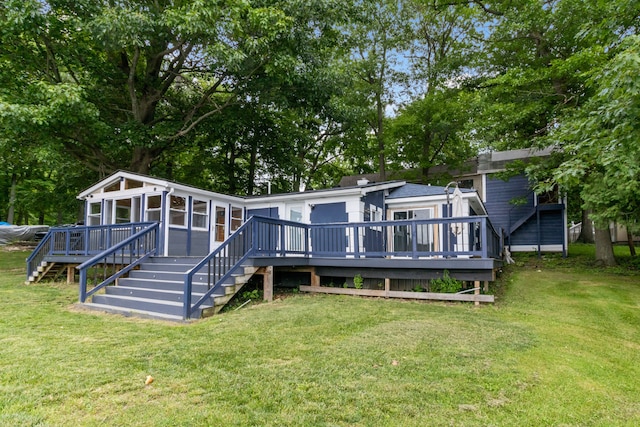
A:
0,225,49,245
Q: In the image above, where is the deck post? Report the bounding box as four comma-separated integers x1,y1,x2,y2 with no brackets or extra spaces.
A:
411,222,418,259
310,267,320,287
474,281,480,306
384,278,390,298
66,265,75,284
481,218,488,258
263,266,273,302
354,227,360,258
483,281,489,293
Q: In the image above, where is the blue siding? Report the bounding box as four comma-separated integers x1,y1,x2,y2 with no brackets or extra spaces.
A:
485,174,534,235
362,190,385,217
511,209,564,246
310,202,348,254
167,228,209,256
247,207,279,219
189,230,209,256
168,229,188,256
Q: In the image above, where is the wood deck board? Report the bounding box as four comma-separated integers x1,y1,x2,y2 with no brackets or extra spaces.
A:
299,285,495,303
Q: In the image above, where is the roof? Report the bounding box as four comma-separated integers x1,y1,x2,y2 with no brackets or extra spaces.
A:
339,147,555,187
387,183,475,200
78,170,406,203
77,170,245,203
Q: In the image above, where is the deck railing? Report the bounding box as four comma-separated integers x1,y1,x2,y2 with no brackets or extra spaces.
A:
184,219,255,319
249,215,502,259
26,222,157,280
182,215,501,319
77,223,159,302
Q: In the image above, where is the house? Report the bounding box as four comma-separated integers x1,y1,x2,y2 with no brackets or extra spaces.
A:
340,148,568,255
26,171,503,321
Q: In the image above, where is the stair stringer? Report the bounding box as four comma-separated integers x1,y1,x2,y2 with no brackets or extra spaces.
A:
202,265,260,316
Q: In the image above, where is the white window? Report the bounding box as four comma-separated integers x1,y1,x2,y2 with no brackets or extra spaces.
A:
287,205,304,251
146,195,162,222
215,206,226,242
231,206,243,232
88,202,101,225
169,196,187,227
392,208,434,252
192,199,208,229
115,199,131,224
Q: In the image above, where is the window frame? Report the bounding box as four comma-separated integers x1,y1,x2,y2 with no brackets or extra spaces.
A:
192,199,209,230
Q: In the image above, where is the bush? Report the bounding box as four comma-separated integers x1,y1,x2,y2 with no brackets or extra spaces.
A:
429,270,463,293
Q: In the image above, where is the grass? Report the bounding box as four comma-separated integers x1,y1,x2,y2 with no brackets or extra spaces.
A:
1,245,639,426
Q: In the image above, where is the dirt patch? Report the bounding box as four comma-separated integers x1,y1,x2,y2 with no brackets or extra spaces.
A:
1,242,37,252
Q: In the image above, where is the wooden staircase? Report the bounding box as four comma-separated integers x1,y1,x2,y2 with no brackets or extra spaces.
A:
79,256,259,321
26,261,74,284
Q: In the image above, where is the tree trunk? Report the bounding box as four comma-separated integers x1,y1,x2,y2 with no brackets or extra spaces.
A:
247,140,258,196
7,173,17,224
628,231,636,257
129,147,154,175
594,225,616,266
375,90,385,181
579,209,594,243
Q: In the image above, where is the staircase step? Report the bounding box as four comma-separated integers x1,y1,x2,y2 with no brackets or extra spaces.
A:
81,256,258,320
117,277,214,294
147,256,202,265
139,262,198,273
77,302,185,322
129,269,210,283
91,294,211,318
106,285,223,302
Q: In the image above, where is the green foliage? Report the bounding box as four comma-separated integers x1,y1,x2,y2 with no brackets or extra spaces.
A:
353,274,363,289
241,289,261,301
429,270,463,293
545,35,640,229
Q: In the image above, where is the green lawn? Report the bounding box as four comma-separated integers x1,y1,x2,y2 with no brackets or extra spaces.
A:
1,246,639,426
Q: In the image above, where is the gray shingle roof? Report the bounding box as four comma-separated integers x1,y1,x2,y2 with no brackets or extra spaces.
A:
387,183,475,199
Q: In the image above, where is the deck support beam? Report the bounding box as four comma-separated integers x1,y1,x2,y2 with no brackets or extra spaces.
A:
310,267,320,287
474,281,481,306
263,266,273,302
67,265,76,284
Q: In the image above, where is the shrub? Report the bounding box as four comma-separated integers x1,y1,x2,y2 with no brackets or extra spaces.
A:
429,270,463,293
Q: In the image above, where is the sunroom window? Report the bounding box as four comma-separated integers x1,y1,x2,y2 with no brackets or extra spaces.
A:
169,196,187,227
88,202,101,226
215,206,226,242
146,195,162,222
192,199,208,229
231,207,243,232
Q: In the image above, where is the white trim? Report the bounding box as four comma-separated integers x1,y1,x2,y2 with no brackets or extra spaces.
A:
509,244,564,253
481,174,487,202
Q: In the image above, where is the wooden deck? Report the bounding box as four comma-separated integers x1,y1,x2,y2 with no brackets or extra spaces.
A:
27,216,503,320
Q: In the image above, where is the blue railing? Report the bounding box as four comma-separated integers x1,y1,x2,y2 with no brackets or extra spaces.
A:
248,215,501,259
184,219,256,319
77,223,159,302
26,222,157,280
182,215,501,319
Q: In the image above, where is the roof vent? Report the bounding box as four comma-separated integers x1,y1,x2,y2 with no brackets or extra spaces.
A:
357,178,370,186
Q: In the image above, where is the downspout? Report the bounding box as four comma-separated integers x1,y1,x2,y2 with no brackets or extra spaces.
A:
162,188,174,256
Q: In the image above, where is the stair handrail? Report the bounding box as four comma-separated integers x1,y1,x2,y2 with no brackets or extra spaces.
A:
77,223,159,303
26,232,54,280
183,217,256,319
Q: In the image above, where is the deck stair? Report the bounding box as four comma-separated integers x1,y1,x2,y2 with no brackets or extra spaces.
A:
26,261,67,284
80,256,259,321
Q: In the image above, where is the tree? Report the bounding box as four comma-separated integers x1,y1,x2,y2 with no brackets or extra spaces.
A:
385,0,483,182
346,0,411,180
0,0,302,175
388,89,475,182
545,36,640,265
